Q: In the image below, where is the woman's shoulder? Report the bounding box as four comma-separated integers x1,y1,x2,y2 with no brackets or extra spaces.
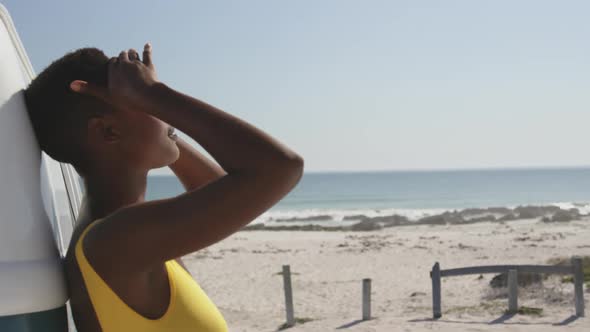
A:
62,220,119,332
66,220,98,256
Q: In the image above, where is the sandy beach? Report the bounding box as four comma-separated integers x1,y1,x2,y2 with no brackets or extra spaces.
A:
182,217,590,331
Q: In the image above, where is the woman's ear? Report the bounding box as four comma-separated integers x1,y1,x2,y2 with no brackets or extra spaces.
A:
87,116,121,144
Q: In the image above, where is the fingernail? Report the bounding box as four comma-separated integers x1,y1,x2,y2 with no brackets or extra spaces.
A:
70,82,80,91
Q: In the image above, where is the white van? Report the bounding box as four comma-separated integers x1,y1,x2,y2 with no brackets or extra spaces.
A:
0,3,81,331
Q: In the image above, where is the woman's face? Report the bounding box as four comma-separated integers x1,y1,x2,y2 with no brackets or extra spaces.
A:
114,109,180,170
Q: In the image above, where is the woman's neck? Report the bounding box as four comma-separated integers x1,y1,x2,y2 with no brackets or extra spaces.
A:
81,167,149,219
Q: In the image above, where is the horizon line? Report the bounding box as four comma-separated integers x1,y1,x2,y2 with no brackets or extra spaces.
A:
149,164,590,176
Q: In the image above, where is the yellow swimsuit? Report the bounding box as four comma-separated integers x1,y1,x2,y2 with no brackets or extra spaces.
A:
74,221,229,331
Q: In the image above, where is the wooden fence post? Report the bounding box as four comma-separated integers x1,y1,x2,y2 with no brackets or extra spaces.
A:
572,257,585,317
432,262,442,319
362,278,371,320
282,265,295,327
508,269,518,313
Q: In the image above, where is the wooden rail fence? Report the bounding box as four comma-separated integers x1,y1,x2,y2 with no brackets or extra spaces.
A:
430,256,585,318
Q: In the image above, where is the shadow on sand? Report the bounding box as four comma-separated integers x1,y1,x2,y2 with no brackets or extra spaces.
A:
407,314,579,326
336,317,376,329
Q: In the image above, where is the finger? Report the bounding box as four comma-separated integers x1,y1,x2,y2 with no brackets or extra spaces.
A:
108,56,118,68
106,57,117,86
69,80,107,101
143,42,152,67
128,48,139,61
118,50,130,62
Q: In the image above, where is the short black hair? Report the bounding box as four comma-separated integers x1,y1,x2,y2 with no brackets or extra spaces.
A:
24,47,112,175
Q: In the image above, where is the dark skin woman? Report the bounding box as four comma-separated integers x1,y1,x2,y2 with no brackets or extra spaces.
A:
60,43,304,331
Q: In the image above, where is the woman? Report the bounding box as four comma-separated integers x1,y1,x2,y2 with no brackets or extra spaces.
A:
24,42,304,331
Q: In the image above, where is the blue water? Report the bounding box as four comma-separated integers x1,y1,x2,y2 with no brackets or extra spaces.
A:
146,168,590,225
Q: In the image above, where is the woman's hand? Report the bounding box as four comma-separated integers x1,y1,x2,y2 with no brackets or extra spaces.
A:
69,42,159,111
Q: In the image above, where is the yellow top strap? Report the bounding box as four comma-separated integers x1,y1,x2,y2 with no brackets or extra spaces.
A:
74,220,228,331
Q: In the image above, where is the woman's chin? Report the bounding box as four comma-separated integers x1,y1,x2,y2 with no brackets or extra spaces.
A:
166,145,181,165
150,147,180,170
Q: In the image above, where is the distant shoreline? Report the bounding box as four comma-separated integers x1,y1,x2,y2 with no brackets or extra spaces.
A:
244,203,588,231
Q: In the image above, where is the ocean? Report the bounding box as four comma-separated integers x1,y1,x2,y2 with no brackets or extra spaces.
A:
146,168,590,228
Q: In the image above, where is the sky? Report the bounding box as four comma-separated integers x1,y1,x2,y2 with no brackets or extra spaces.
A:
3,1,590,174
